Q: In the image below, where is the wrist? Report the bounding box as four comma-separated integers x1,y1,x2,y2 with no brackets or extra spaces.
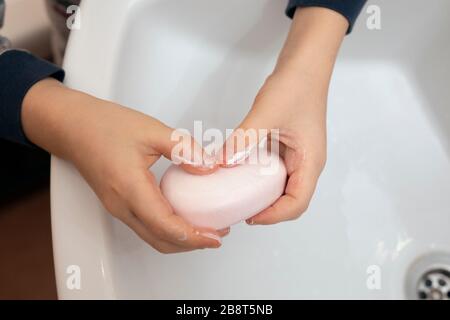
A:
269,63,330,99
21,78,94,159
274,7,348,87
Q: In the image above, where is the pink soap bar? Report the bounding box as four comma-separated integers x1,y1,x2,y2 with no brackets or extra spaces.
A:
160,152,287,230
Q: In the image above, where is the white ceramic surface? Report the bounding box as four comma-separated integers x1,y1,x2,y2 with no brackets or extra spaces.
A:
52,0,450,299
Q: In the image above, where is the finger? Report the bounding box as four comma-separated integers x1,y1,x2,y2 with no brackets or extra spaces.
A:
123,211,193,254
217,110,276,167
150,123,218,175
106,201,188,253
127,172,223,249
247,152,321,225
217,227,231,237
104,195,189,253
122,212,189,254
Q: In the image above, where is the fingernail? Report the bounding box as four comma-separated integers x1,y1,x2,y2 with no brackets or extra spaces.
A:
200,232,222,245
172,154,216,169
171,154,192,166
195,154,216,169
225,151,245,166
219,227,231,235
225,149,250,166
246,219,255,225
225,143,260,166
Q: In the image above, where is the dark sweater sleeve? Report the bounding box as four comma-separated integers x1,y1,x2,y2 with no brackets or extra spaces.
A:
0,50,65,146
286,0,367,33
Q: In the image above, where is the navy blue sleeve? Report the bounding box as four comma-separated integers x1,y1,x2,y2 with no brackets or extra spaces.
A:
286,0,367,33
0,49,65,146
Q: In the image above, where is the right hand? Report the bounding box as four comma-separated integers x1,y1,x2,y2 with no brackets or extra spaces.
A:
22,78,229,253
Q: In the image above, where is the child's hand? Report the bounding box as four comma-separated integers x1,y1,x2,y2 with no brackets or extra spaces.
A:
220,7,348,225
22,79,227,253
221,70,327,225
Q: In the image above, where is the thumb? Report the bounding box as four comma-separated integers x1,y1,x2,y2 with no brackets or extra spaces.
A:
218,111,276,167
152,124,218,175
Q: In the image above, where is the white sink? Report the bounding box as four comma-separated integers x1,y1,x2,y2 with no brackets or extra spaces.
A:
52,0,450,299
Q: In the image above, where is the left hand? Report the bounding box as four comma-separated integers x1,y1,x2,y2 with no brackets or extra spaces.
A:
221,69,328,225
218,7,348,225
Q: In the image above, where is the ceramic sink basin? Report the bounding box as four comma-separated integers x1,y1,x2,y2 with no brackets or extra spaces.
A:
52,0,450,299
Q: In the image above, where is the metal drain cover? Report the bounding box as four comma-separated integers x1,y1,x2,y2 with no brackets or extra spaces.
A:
416,269,450,300
405,252,450,300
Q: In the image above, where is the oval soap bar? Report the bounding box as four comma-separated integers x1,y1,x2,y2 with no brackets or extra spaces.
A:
160,152,287,230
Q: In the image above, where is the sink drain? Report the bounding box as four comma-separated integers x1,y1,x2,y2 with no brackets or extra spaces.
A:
416,269,450,300
405,252,450,300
